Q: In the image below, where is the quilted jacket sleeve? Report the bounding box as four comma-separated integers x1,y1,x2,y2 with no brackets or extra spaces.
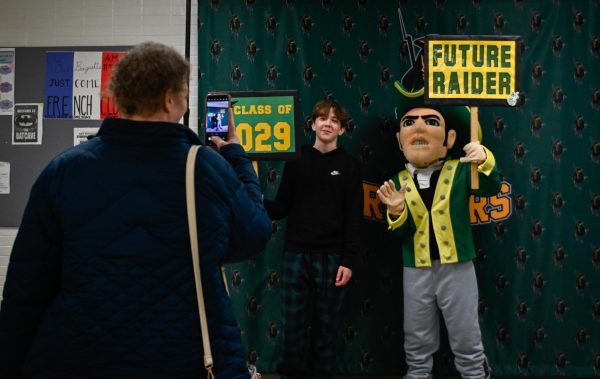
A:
213,144,271,263
0,164,62,379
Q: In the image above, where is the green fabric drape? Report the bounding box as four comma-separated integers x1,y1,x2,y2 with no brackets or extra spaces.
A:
199,1,599,376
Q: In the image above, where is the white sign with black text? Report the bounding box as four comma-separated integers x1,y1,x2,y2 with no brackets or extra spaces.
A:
12,103,43,145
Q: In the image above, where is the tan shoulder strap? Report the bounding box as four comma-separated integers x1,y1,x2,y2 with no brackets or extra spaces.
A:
185,145,215,379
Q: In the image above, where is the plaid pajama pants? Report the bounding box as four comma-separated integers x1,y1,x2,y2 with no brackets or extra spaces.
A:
278,251,346,379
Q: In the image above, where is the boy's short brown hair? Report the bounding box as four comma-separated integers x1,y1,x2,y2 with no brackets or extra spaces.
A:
109,41,190,116
311,99,350,128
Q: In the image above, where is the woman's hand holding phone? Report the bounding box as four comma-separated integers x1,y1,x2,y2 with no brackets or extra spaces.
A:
210,101,240,150
205,92,237,150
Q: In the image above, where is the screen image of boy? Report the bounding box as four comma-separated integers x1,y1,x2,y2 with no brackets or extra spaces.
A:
205,98,229,145
206,100,228,132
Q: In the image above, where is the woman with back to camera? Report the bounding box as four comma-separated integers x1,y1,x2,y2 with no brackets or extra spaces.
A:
0,41,271,379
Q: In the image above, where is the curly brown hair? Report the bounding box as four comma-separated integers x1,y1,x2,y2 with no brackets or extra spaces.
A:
311,99,350,128
108,42,190,116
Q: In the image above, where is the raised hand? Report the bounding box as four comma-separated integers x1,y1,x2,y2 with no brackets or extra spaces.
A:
377,180,408,216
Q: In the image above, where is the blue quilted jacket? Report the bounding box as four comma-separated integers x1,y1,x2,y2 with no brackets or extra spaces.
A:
0,118,271,379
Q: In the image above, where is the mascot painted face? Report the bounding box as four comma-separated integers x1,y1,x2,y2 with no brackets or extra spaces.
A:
397,107,457,168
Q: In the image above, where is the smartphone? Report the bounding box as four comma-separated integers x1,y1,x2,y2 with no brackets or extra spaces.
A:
205,93,230,146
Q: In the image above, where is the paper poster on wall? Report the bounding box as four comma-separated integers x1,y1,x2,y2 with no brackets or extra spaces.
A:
0,48,15,115
73,127,99,145
0,162,9,194
13,103,43,145
100,52,123,118
44,52,73,118
73,52,101,119
44,51,125,119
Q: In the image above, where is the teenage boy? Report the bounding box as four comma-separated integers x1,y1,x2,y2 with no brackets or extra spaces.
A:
377,84,501,379
265,99,363,379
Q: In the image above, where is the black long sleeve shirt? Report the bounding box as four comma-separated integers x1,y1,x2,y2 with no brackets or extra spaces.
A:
265,145,363,269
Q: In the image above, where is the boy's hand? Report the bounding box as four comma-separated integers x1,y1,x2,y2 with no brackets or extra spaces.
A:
377,180,407,216
335,266,352,287
460,141,486,165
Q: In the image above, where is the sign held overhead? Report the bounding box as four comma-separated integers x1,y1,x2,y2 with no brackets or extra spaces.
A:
424,35,522,106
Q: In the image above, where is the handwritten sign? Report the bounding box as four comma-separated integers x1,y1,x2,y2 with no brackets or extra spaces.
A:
44,51,125,119
44,52,73,118
100,52,123,118
230,91,300,160
424,35,521,106
72,52,101,119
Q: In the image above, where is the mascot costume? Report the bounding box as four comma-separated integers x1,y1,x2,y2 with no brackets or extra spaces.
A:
377,30,502,379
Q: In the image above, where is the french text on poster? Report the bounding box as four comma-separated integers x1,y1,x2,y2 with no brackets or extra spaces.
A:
44,51,125,119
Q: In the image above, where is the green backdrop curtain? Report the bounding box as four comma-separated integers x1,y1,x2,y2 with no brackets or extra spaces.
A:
199,0,599,376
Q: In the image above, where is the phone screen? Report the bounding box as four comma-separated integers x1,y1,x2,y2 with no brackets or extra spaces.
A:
205,94,230,146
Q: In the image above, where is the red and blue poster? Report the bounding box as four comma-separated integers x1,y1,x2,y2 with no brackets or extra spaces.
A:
44,51,124,119
44,52,73,119
100,52,123,118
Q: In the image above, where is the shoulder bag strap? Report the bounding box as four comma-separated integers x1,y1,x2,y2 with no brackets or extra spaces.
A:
186,145,215,379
